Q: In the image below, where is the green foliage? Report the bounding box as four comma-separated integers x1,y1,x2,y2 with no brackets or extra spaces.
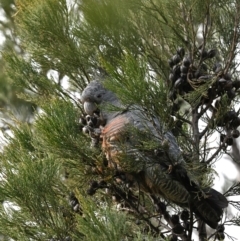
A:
0,144,71,240
0,100,96,239
15,0,92,88
78,0,143,62
0,0,240,240
35,99,83,158
4,52,58,97
76,197,131,241
0,0,36,125
103,52,170,120
76,195,165,241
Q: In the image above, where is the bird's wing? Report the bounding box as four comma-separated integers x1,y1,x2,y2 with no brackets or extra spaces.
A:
101,110,192,204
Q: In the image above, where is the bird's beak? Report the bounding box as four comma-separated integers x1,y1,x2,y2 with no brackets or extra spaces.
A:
84,101,98,115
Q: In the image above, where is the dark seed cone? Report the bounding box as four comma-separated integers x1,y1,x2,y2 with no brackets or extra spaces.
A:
233,79,240,89
90,180,99,189
232,129,240,138
169,235,178,241
227,90,236,100
230,117,240,129
180,73,187,80
224,81,232,91
172,224,184,235
169,73,175,82
207,49,217,58
213,63,222,73
226,137,233,146
171,214,180,225
201,49,208,59
216,232,225,240
182,56,191,67
177,47,185,58
172,54,181,65
224,111,238,122
224,73,231,80
220,134,226,142
180,210,189,221
174,78,183,88
218,78,227,84
87,188,96,195
173,65,181,75
217,224,225,232
180,65,188,74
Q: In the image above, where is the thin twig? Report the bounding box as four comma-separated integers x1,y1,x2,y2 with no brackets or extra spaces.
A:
224,2,240,74
188,203,193,241
198,220,207,241
205,141,225,164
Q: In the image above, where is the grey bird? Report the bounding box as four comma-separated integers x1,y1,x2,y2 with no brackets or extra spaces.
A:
80,80,228,229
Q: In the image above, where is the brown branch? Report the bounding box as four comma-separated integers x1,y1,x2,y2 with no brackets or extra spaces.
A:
199,112,215,140
176,115,192,126
205,143,224,164
110,184,166,238
163,211,189,241
197,102,214,119
198,220,207,241
224,2,240,74
197,3,212,60
192,108,200,157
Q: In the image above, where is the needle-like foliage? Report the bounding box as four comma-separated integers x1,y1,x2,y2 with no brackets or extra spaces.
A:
0,0,240,240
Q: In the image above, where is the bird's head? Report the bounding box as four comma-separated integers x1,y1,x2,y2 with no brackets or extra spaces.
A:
80,81,118,115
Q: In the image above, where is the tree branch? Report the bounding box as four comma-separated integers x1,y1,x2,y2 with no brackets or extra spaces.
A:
224,2,240,74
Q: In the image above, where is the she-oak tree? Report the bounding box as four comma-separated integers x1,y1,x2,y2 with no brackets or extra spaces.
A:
0,0,240,240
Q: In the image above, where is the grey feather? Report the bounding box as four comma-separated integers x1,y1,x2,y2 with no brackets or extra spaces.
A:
81,80,228,229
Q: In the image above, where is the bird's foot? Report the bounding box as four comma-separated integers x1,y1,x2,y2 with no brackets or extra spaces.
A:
197,190,210,200
202,192,211,199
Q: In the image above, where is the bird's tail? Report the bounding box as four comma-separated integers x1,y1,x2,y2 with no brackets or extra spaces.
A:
169,163,228,229
190,188,228,229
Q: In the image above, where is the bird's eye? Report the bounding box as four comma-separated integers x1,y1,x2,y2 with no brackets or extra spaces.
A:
97,94,102,98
